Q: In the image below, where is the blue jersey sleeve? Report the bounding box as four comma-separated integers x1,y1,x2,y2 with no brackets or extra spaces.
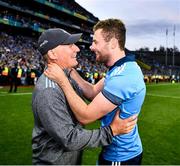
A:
102,71,145,119
103,74,138,102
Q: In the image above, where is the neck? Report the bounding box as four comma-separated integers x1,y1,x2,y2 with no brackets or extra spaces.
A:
107,49,125,67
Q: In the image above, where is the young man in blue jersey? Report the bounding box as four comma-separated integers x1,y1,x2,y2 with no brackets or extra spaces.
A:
45,19,146,165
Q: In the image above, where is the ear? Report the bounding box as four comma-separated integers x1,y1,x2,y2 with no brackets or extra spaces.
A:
47,50,57,60
110,38,118,49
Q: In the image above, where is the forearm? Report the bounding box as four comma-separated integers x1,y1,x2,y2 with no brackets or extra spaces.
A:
71,68,101,100
44,66,108,124
36,89,113,151
58,76,94,124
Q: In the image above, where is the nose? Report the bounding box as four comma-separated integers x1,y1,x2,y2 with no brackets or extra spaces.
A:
90,44,94,51
74,44,80,52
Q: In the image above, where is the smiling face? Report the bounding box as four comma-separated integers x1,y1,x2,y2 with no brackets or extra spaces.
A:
90,29,111,66
50,44,80,69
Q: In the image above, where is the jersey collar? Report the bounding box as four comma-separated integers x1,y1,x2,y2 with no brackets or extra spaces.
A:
109,54,135,71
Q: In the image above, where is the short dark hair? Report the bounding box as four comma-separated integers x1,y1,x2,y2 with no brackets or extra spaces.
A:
93,18,126,50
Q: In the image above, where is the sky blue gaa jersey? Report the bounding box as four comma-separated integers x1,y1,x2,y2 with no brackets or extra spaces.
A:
101,54,146,162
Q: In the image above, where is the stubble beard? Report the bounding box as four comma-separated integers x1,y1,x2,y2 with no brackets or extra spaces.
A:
96,53,108,66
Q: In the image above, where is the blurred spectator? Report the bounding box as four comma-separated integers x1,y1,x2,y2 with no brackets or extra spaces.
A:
9,62,19,92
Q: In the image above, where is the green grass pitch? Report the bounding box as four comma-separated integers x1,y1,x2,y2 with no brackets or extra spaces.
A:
0,83,180,164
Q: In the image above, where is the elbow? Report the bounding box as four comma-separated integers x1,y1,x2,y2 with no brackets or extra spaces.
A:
63,145,72,151
75,106,93,125
84,90,95,101
84,95,93,101
63,144,77,151
61,138,80,151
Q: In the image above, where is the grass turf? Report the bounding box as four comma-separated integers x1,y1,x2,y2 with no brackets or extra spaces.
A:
0,83,180,164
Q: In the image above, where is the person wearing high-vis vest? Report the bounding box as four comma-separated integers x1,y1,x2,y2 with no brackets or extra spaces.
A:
2,66,9,76
17,68,23,79
9,63,19,93
1,65,9,85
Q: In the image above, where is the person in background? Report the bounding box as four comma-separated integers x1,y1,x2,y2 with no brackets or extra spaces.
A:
9,62,18,93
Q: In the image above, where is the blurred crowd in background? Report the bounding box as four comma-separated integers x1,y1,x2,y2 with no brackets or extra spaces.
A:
0,32,108,90
1,31,180,91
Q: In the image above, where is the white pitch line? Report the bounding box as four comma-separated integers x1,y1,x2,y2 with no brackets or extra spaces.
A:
0,92,32,96
146,83,178,87
0,91,179,100
147,93,180,99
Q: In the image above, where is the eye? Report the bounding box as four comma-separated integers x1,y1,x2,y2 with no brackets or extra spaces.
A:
93,40,97,44
69,44,73,48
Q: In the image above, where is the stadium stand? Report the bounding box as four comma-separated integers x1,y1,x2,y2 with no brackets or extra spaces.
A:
0,0,109,86
0,0,180,86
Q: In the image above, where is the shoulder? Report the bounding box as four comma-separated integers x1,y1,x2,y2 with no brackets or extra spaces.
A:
36,74,64,92
33,75,65,102
103,62,145,99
